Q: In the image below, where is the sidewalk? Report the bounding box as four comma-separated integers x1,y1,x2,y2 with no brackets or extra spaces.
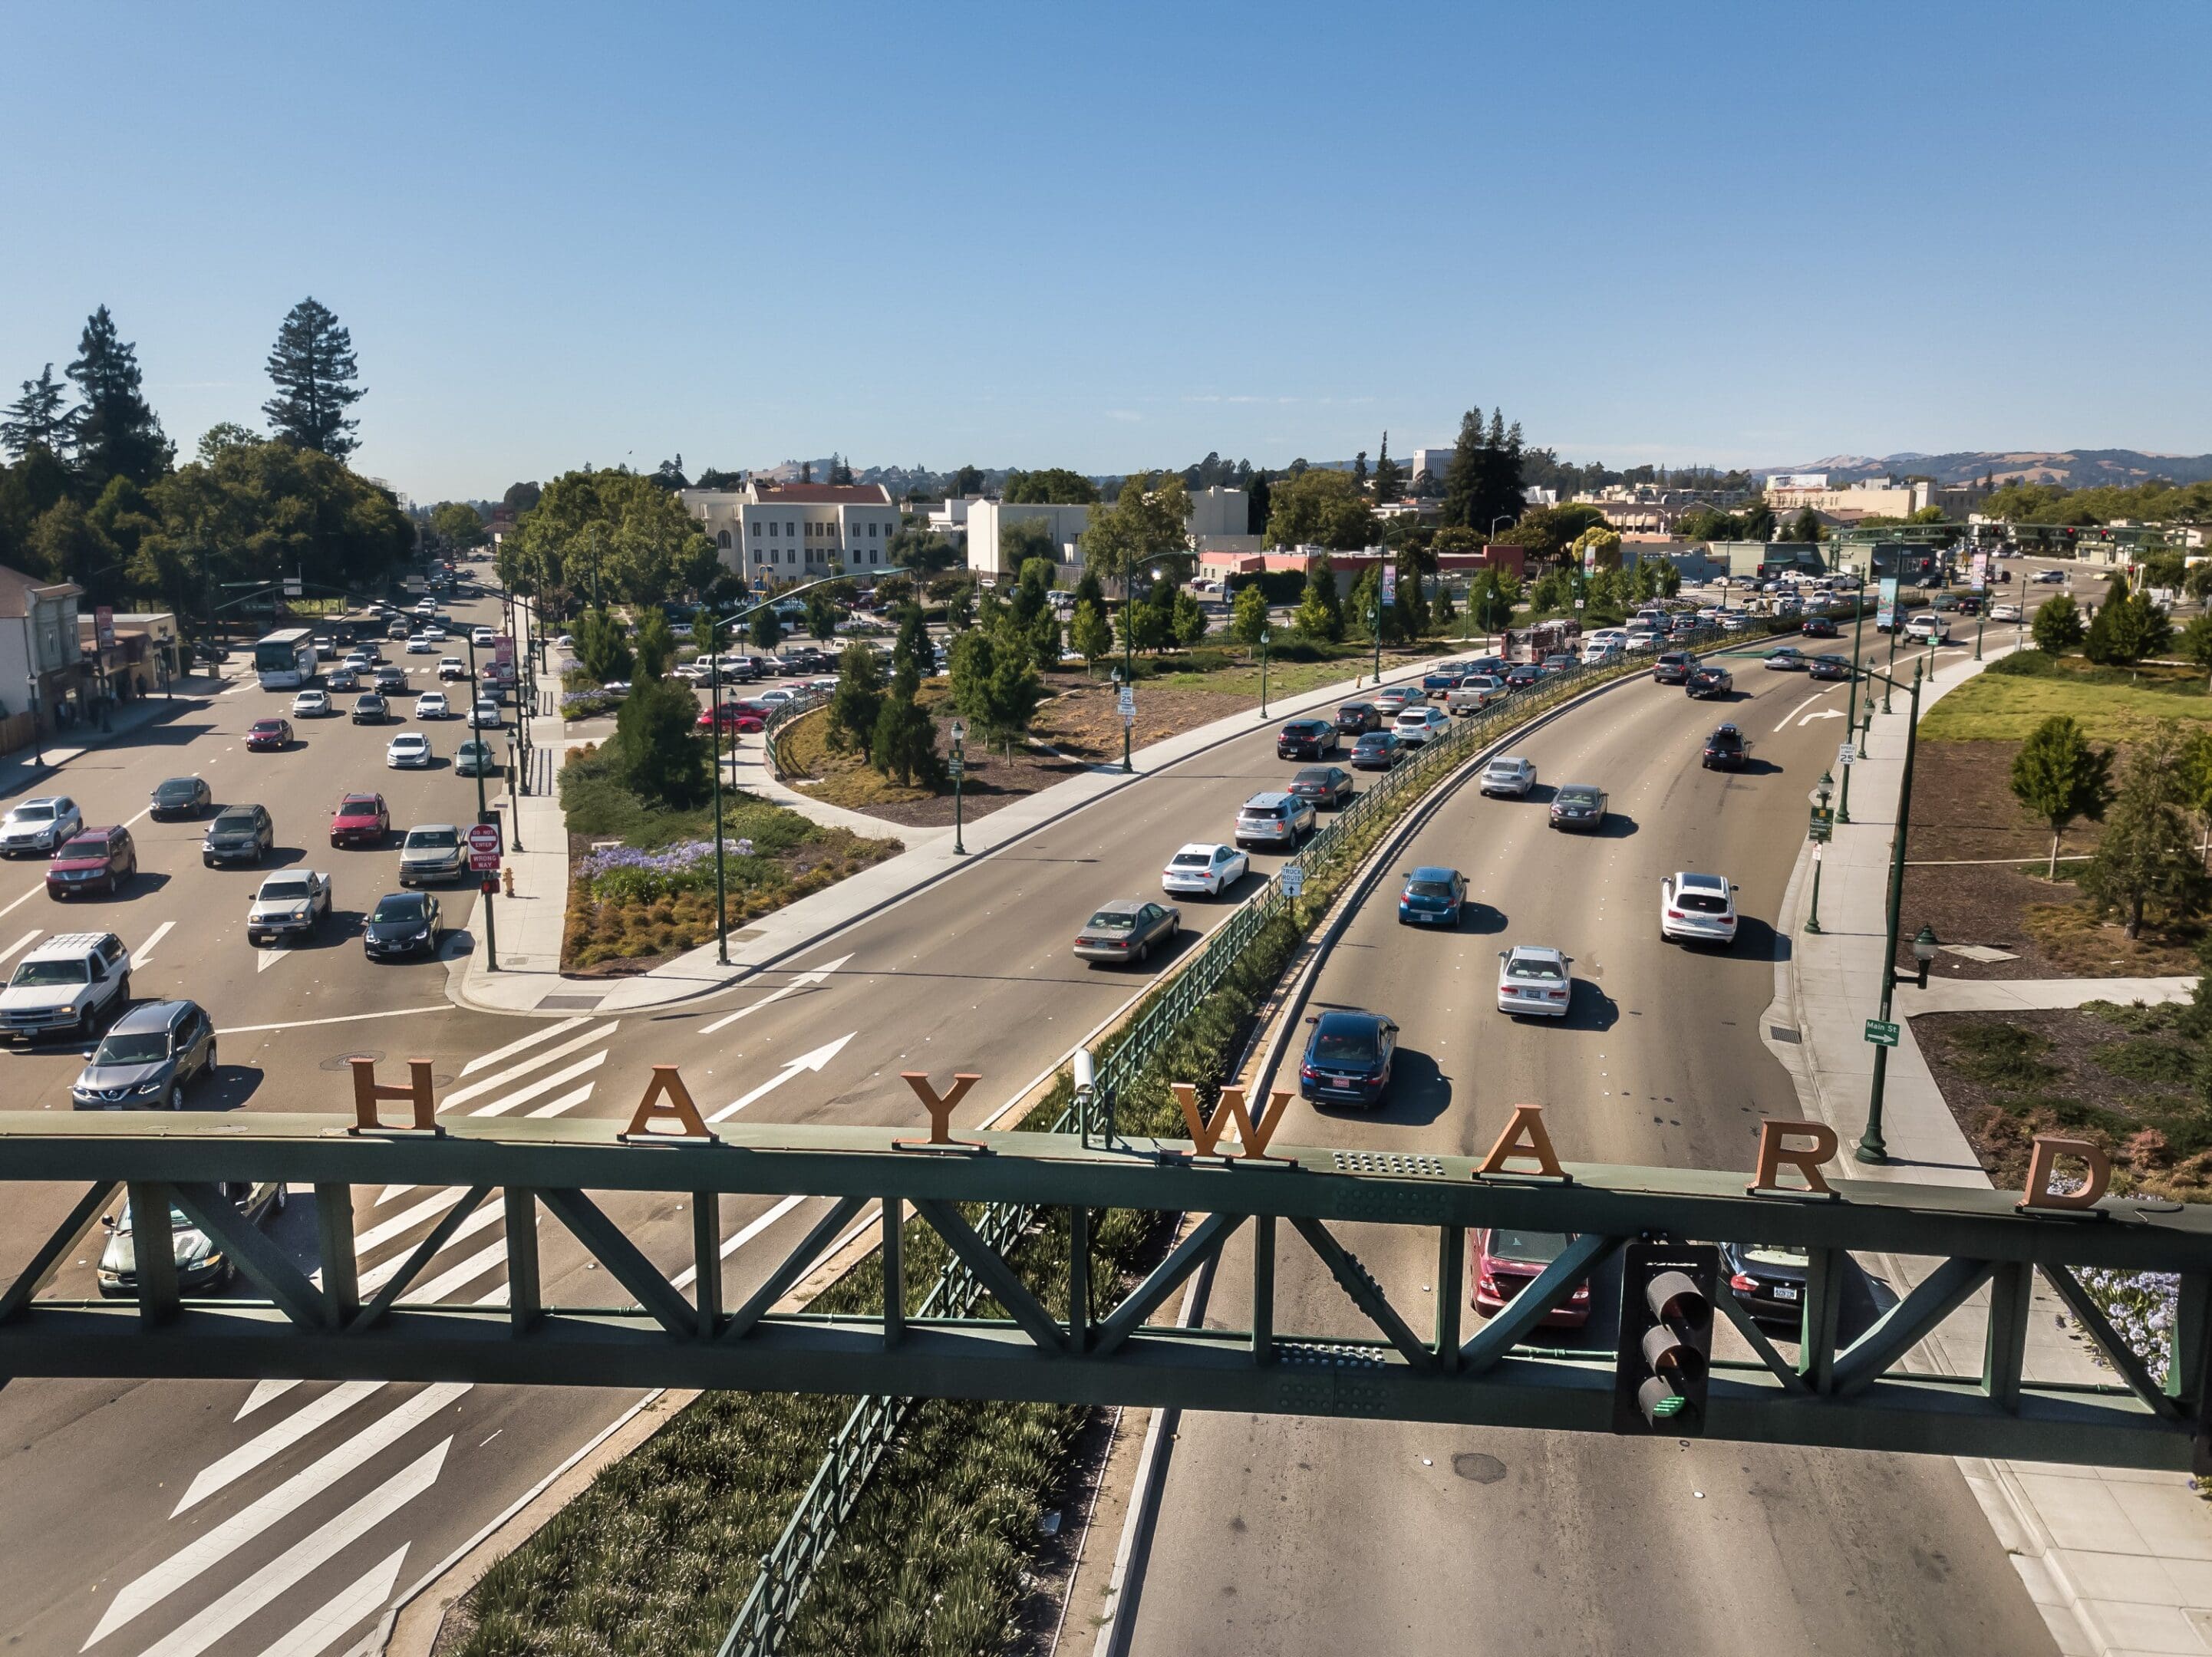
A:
452,641,1491,1015
1768,638,2212,1657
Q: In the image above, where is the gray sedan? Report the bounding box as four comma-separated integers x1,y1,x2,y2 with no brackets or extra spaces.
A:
1073,899,1181,967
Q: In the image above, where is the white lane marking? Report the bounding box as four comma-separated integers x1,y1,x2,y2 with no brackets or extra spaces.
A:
523,1083,596,1119
255,946,292,975
0,927,38,967
706,1033,856,1123
464,1049,608,1118
236,1379,299,1421
87,1387,463,1646
404,1235,511,1303
246,1544,408,1657
348,1189,466,1263
457,1016,586,1077
671,1194,810,1291
443,1023,615,1108
355,1204,504,1296
132,921,177,968
1798,707,1847,725
216,1004,450,1036
0,884,47,923
696,954,852,1035
172,1382,387,1515
1773,693,1821,733
134,1438,450,1657
122,805,153,831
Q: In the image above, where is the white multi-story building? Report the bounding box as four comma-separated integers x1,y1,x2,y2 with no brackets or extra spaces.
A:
965,500,1094,578
681,482,903,580
1187,486,1248,546
1412,447,1455,489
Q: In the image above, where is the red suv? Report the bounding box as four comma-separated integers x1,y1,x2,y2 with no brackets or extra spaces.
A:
46,825,137,899
696,701,766,733
329,792,391,848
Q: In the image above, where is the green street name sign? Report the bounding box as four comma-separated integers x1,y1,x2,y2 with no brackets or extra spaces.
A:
1864,1019,1900,1047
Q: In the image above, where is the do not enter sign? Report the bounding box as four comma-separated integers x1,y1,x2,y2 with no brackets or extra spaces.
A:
467,822,503,871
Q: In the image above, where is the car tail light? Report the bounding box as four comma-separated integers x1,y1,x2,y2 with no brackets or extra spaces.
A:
1548,990,1566,1000
1300,1063,1317,1082
1730,1273,1759,1294
1477,1270,1497,1294
1668,909,1685,920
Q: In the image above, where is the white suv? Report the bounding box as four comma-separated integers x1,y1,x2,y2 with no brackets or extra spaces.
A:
1393,706,1450,746
0,931,130,1042
1660,871,1739,946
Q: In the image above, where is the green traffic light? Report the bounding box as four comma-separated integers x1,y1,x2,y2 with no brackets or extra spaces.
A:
1652,1394,1686,1418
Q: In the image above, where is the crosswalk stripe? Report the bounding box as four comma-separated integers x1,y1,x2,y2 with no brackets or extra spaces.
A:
443,1023,615,1108
235,1379,300,1421
457,1016,585,1077
355,1204,505,1296
247,1544,408,1657
0,927,43,968
671,1194,809,1291
131,1439,450,1657
87,1386,465,1647
523,1083,596,1120
347,1189,466,1263
464,1049,608,1118
173,1382,387,1516
404,1237,511,1304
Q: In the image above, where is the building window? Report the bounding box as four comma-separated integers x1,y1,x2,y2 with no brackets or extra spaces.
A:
786,522,796,538
717,530,731,548
768,520,778,537
751,521,762,538
869,548,880,565
869,522,878,538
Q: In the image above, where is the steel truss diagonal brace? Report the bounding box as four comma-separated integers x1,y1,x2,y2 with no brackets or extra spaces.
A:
351,1185,492,1333
1291,1214,1437,1372
1832,1257,1994,1398
1093,1210,1244,1359
540,1188,697,1339
1459,1231,1623,1375
170,1182,326,1329
0,1181,115,1324
720,1195,869,1343
911,1198,1064,1354
2041,1263,2184,1420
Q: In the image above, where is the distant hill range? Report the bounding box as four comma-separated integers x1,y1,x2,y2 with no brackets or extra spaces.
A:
1769,450,2212,489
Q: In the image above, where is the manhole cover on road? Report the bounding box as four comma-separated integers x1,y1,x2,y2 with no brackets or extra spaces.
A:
1452,1453,1507,1484
320,1049,385,1072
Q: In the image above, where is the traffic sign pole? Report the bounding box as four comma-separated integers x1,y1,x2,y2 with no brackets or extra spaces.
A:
466,823,503,973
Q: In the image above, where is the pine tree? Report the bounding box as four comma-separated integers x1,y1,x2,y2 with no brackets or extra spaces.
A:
1070,598,1115,667
829,453,854,485
800,460,814,484
1353,451,1369,492
1247,472,1271,537
2,364,71,460
67,306,170,488
1293,553,1344,641
1373,432,1402,503
2079,723,2208,937
870,641,941,786
827,641,884,752
263,298,365,458
1441,406,1488,529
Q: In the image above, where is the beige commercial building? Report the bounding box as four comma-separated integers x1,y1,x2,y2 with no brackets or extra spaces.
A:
681,482,902,580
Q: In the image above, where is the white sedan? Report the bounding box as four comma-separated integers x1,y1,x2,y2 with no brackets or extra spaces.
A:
415,691,450,720
422,627,448,644
1660,871,1739,947
469,699,503,729
385,733,433,769
1479,756,1537,797
1497,944,1573,1018
1989,603,2022,622
1162,842,1249,900
289,688,331,718
405,635,437,654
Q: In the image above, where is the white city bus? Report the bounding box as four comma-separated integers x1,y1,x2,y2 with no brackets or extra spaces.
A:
253,628,318,690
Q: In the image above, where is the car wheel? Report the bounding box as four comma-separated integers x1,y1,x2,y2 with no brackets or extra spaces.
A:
203,1043,217,1079
273,1183,288,1214
1136,940,1151,966
166,1081,183,1112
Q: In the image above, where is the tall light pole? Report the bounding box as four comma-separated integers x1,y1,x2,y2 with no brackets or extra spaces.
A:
949,718,967,855
1857,658,1927,1164
1369,603,1381,687
1258,625,1271,719
1838,567,1868,825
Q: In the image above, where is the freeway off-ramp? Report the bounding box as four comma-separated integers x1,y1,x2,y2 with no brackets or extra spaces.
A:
0,595,2050,1655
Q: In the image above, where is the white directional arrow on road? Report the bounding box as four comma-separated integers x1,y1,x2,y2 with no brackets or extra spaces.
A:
707,1031,857,1122
697,954,852,1036
1798,708,1848,724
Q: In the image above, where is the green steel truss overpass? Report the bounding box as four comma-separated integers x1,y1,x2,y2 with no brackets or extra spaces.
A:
1,1107,2205,1472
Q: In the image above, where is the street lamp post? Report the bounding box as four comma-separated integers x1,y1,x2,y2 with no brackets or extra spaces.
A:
1857,660,1930,1164
465,634,490,829
1804,770,1835,934
1369,604,1381,687
1974,605,1987,662
1258,626,1271,719
949,718,967,854
1120,574,1136,774
1838,575,1868,825
710,647,729,962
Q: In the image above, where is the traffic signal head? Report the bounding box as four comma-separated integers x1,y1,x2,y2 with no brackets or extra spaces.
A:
1613,1242,1719,1435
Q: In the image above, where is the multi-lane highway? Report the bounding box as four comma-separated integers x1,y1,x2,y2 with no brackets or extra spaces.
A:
0,560,2095,1655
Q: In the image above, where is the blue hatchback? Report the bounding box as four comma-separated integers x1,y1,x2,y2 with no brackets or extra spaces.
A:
1398,866,1465,926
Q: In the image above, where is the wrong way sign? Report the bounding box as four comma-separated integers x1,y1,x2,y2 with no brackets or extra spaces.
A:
467,822,503,871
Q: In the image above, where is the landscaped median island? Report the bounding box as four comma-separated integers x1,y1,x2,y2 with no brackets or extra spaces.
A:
560,740,900,972
440,637,1742,1657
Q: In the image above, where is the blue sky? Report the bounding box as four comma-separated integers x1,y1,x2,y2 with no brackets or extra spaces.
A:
4,1,2207,502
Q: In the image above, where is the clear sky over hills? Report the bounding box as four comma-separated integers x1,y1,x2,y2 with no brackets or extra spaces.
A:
3,0,2205,501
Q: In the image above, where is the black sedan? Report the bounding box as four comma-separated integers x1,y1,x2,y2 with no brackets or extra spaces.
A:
1808,654,1856,682
1288,765,1356,809
1548,783,1608,832
1276,719,1340,760
1720,1237,1808,1326
364,891,443,960
1335,701,1382,735
1349,731,1403,771
149,775,212,819
352,692,391,723
1297,1010,1398,1109
1801,616,1839,638
1686,666,1733,699
1703,724,1749,770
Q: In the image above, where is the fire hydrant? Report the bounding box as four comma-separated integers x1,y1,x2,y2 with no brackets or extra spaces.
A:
501,866,516,898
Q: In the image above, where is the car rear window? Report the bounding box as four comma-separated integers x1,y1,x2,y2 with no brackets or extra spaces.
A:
1744,1244,1808,1268
1488,1229,1570,1263
1506,956,1562,980
407,828,458,849
1085,910,1136,932
1241,802,1284,819
1679,892,1729,914
1170,852,1211,868
1407,879,1455,898
1313,1030,1376,1062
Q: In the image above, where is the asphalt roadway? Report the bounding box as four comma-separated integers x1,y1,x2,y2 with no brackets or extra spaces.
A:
1125,627,2060,1655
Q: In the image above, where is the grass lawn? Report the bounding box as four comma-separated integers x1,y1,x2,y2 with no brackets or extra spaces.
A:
1922,651,2212,743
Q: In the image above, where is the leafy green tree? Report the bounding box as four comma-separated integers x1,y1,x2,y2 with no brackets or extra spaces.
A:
1264,467,1375,550
1497,502,1605,558
1073,567,1104,611
611,673,705,808
949,624,1044,759
2032,592,2084,652
894,604,931,678
1070,598,1115,667
1003,467,1099,505
691,608,719,659
1786,508,1825,543
827,640,884,753
1293,554,1345,641
1172,588,1207,647
263,298,364,459
806,589,839,644
2079,723,2209,937
2180,614,2212,687
1246,471,1271,534
195,423,259,464
1121,588,1170,654
888,523,961,575
68,305,170,489
575,610,635,682
2009,715,2115,878
430,501,484,549
1228,584,1269,650
1080,472,1193,585
1569,524,1622,570
870,635,941,786
749,599,783,652
1372,433,1402,503
1010,555,1055,624
949,464,986,497
1741,501,1778,541
633,609,677,680
2,364,70,460
827,453,853,486
944,582,975,631
509,468,720,613
2083,592,2171,666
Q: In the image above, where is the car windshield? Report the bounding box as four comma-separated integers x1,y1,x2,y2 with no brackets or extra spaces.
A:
371,897,426,924
1085,911,1136,932
252,721,282,733
12,959,88,986
1171,852,1211,868
1407,879,1455,898
1506,956,1562,981
259,878,311,901
94,1030,169,1065
1488,1229,1570,1264
407,828,457,849
1679,891,1729,914
10,804,54,822
57,837,107,859
158,779,196,796
461,743,491,758
1312,1027,1377,1062
394,736,425,749
213,812,255,832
